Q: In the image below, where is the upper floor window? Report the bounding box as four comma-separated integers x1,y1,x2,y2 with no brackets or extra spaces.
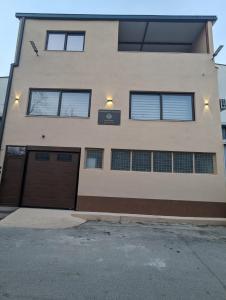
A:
130,92,194,121
222,125,226,140
28,89,91,118
46,32,85,51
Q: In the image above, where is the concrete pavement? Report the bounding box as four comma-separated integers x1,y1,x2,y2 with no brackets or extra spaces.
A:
0,221,226,299
0,208,86,229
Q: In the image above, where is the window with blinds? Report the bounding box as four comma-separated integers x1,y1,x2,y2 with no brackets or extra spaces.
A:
60,92,90,117
130,94,160,120
162,94,193,120
28,90,91,117
130,92,194,121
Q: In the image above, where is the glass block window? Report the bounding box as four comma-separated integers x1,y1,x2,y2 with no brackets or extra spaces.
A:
85,149,103,169
173,152,193,173
132,151,151,172
111,150,130,171
153,151,172,172
194,153,215,174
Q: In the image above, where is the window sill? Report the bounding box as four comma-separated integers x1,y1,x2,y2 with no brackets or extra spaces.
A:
110,169,216,175
129,118,195,122
25,115,90,119
84,168,103,170
44,50,84,53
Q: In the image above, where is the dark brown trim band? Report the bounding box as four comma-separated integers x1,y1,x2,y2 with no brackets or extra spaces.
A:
77,196,226,218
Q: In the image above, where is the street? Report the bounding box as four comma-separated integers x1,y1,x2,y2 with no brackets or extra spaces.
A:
0,221,226,299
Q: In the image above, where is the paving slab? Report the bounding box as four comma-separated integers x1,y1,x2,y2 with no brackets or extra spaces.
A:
0,208,86,229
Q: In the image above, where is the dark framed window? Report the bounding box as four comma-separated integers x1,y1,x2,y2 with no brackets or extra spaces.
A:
130,92,194,121
46,31,85,51
27,89,91,118
85,149,103,169
222,125,226,140
57,153,72,162
132,150,151,172
194,153,215,174
153,151,172,172
110,149,216,174
7,146,26,156
111,150,130,171
173,152,193,173
35,152,50,161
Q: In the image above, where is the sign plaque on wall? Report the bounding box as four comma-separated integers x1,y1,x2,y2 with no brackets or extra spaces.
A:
98,110,121,125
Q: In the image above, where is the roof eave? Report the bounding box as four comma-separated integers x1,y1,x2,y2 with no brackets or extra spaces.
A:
15,13,217,23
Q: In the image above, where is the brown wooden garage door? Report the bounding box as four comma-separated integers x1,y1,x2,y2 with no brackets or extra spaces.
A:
21,151,80,209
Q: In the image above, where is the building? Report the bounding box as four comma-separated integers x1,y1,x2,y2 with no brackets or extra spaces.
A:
217,64,226,171
0,77,8,124
0,13,225,217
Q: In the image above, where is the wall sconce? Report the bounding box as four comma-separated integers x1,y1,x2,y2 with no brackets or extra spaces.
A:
105,97,114,109
15,95,20,103
204,98,209,108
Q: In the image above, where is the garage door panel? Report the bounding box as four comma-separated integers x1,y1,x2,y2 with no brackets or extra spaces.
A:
22,151,80,209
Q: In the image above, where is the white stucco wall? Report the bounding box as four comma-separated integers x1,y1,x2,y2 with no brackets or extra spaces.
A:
217,64,226,123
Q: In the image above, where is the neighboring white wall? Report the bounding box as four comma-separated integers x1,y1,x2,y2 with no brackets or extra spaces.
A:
217,64,226,174
217,64,226,123
0,77,8,116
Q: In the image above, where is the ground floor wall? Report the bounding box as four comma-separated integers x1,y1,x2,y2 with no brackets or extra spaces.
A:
0,144,226,217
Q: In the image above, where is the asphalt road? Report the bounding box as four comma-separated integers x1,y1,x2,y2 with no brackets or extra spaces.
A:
0,221,226,300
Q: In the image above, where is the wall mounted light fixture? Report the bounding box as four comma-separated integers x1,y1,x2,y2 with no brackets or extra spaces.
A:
105,97,114,109
204,98,209,108
15,95,20,103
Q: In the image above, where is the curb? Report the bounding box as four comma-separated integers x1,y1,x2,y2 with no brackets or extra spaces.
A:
72,211,226,226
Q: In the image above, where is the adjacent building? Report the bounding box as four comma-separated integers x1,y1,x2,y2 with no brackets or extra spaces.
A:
0,13,225,217
0,77,8,124
217,64,226,171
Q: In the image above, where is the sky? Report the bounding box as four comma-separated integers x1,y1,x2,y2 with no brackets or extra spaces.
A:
0,0,226,76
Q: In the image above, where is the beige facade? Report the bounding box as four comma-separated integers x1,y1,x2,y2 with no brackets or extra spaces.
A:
0,14,225,215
